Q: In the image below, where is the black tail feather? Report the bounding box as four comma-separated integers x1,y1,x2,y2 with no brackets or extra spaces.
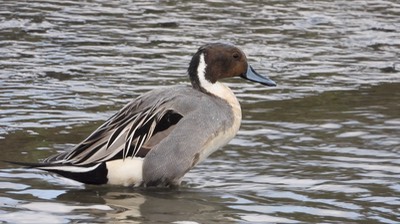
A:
3,160,109,185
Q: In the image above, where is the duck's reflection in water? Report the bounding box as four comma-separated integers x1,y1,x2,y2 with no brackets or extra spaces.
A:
57,186,227,223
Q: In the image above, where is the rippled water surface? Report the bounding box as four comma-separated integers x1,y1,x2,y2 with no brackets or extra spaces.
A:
1,0,400,223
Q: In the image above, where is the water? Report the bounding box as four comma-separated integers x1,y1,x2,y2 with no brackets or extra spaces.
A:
1,0,399,223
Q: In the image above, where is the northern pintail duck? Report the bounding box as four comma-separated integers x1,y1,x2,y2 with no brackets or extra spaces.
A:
18,43,276,187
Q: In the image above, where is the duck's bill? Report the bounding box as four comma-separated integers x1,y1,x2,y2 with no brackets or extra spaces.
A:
241,65,276,86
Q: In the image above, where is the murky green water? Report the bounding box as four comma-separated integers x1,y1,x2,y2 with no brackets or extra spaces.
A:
1,0,399,223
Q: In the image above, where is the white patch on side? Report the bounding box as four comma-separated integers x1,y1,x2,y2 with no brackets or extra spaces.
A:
106,157,144,187
39,163,101,173
195,53,242,165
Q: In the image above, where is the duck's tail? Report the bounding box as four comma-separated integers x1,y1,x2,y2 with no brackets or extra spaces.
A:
4,160,108,185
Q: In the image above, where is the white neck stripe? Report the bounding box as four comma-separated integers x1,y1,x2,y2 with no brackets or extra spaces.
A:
197,54,210,88
197,53,226,99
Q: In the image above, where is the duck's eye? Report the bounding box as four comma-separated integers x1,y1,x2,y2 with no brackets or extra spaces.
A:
233,52,240,59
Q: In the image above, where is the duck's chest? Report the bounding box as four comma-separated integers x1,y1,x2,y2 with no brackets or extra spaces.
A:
196,84,242,164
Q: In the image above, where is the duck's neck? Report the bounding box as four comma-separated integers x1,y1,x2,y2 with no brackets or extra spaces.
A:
190,53,242,122
195,54,224,98
189,53,228,98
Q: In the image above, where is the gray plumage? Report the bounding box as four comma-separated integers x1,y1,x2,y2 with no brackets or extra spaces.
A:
141,87,234,186
44,86,233,186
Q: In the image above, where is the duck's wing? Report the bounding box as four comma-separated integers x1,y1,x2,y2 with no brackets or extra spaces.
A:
44,92,183,166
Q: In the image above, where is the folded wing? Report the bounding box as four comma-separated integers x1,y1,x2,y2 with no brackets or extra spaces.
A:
44,93,183,166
